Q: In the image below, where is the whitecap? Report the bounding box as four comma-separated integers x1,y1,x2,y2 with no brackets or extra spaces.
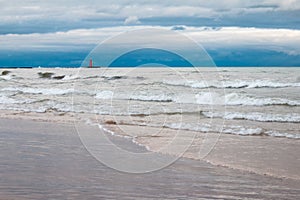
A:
0,75,13,81
265,131,300,139
202,111,300,123
95,90,114,100
0,96,21,104
162,122,299,139
193,92,300,106
162,79,300,89
62,74,79,80
1,87,74,95
129,93,173,102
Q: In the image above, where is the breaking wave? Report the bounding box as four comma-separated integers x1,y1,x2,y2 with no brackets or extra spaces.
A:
129,94,173,102
0,75,13,81
202,111,300,123
193,92,300,106
95,90,114,100
164,122,299,139
62,74,79,80
0,96,22,104
95,90,173,102
162,80,300,89
1,87,74,95
94,89,300,106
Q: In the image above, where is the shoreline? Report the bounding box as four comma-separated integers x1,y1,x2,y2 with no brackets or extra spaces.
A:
1,109,299,181
1,116,300,199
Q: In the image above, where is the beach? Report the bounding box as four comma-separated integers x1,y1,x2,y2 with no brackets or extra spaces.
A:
1,117,300,199
0,67,300,198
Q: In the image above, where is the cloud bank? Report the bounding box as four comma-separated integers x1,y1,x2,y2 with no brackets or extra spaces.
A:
1,0,300,34
0,0,299,66
1,26,299,54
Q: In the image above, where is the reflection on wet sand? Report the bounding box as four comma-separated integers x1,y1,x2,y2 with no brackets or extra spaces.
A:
1,118,299,199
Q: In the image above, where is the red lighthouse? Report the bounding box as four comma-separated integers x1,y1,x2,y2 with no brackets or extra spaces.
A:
89,59,93,68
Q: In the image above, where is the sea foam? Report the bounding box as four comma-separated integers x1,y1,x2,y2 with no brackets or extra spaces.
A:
2,87,74,95
162,79,300,89
202,111,300,123
94,89,300,106
194,92,300,106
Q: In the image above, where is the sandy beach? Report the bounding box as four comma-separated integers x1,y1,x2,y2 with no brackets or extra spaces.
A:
2,0,300,198
1,117,300,199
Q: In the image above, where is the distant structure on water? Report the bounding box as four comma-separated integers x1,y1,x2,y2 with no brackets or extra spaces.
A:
89,59,93,68
83,58,101,68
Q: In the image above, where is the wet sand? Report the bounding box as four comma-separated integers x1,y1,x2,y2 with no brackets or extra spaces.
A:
118,124,300,180
1,117,300,199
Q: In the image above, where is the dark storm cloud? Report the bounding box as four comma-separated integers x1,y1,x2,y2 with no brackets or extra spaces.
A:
0,0,299,67
0,0,300,34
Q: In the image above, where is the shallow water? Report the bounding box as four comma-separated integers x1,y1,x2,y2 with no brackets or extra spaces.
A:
0,67,299,180
0,67,299,139
1,119,299,199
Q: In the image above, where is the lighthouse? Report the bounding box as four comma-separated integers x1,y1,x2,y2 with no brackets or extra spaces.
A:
89,59,93,68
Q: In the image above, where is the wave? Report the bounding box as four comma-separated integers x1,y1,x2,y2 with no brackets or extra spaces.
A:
95,90,114,100
1,87,74,95
95,90,173,102
222,126,263,136
94,89,300,106
83,120,151,150
162,80,300,89
193,92,300,106
0,96,22,104
164,122,299,139
0,75,13,81
129,94,173,102
0,106,47,113
164,122,212,132
265,131,300,139
62,74,79,80
102,75,127,80
38,72,54,79
202,111,300,123
0,94,36,105
165,122,262,135
82,75,101,80
224,80,300,88
37,72,79,81
4,86,297,107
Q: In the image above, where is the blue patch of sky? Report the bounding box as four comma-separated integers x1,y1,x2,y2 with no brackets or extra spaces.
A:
1,48,300,67
108,48,194,67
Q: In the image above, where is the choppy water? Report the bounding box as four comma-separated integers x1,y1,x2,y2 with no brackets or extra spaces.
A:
0,67,299,139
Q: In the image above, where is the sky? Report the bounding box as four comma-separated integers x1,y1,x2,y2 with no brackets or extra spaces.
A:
0,0,300,67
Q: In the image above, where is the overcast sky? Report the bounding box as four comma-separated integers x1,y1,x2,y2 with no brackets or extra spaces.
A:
0,0,300,67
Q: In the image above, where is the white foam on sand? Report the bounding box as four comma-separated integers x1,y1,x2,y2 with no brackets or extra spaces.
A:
265,131,300,139
84,119,151,151
164,122,299,139
98,123,151,151
202,111,300,123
